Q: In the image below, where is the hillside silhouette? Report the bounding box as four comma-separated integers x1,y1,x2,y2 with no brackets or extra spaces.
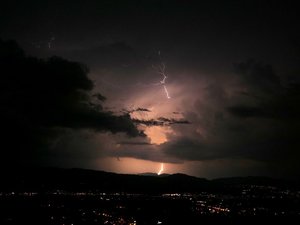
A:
2,167,298,193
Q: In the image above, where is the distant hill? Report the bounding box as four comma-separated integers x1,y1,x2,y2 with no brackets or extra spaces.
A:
212,176,298,189
1,167,298,193
138,172,159,176
138,172,170,177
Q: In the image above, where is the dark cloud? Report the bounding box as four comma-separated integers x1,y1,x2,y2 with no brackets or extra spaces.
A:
63,42,140,69
132,117,190,126
135,107,151,112
92,93,106,102
117,141,153,146
227,105,268,118
0,39,141,167
229,60,300,120
124,107,152,113
162,138,215,161
233,59,281,94
160,60,300,177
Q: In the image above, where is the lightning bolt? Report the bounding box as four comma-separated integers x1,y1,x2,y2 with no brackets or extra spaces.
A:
153,60,171,99
48,33,55,49
163,85,171,99
157,163,164,175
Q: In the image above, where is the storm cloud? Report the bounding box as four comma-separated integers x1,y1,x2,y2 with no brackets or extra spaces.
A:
1,0,300,178
0,39,141,167
159,60,300,177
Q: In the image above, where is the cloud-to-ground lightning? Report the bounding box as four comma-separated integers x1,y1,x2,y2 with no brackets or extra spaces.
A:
157,163,164,175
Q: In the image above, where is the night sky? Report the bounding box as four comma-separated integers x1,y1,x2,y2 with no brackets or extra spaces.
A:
1,0,299,178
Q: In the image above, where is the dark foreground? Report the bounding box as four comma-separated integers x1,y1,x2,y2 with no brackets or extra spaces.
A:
1,168,299,225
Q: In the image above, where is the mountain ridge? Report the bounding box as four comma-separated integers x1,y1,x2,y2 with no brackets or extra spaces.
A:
1,167,298,192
